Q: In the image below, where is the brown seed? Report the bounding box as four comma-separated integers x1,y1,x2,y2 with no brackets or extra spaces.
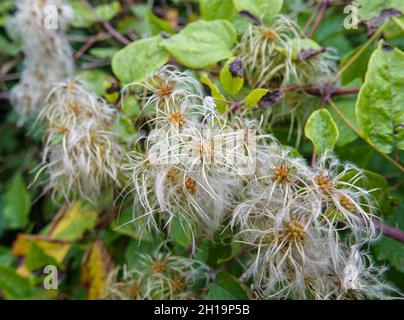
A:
315,174,332,195
157,82,173,98
261,28,278,42
283,220,306,243
128,282,140,298
151,260,166,273
66,82,76,92
67,103,80,114
339,194,354,211
273,165,289,183
185,177,197,194
170,275,184,294
168,111,186,126
166,168,177,182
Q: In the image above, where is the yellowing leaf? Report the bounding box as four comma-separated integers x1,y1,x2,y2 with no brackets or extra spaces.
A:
49,202,97,241
220,57,244,96
245,88,283,109
200,73,227,113
13,234,70,263
81,240,113,300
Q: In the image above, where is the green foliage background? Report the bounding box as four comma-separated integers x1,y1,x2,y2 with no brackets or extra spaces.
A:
0,0,403,299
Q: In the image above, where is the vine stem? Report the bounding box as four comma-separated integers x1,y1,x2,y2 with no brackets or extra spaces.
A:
282,84,360,98
373,220,404,243
328,99,404,173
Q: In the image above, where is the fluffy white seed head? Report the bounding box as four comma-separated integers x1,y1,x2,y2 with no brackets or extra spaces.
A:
108,250,210,300
9,0,74,125
35,80,125,203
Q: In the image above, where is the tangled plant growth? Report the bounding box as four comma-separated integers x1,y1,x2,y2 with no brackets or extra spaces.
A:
0,0,403,300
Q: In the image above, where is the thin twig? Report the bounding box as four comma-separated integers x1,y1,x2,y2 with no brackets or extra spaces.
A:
308,0,330,38
282,84,360,98
75,32,103,60
303,0,320,34
81,0,131,45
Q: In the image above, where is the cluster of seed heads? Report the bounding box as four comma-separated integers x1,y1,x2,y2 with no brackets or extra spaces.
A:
9,0,74,125
237,14,338,88
232,146,396,299
125,66,249,238
8,1,397,299
118,66,396,299
109,250,209,300
35,79,125,203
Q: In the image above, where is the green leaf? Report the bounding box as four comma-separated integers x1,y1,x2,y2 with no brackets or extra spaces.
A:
169,217,193,249
25,243,59,272
200,0,236,21
88,47,119,59
329,96,359,147
129,6,175,36
340,44,374,85
0,246,14,267
0,265,34,299
336,145,373,168
233,0,283,25
112,36,169,85
76,69,115,96
305,109,339,155
95,1,121,22
245,89,268,108
146,9,175,35
3,174,31,229
200,73,227,113
121,95,156,117
125,239,161,268
0,34,21,56
215,272,249,299
356,0,404,20
70,0,121,28
220,57,244,96
205,272,248,300
113,114,137,145
161,20,237,69
356,42,404,153
195,239,232,268
340,169,388,207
